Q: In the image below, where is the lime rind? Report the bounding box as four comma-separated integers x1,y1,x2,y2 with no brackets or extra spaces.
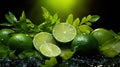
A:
52,23,77,43
39,43,61,57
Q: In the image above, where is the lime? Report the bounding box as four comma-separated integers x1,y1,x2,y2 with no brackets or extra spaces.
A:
7,33,33,52
0,28,14,45
71,33,98,55
33,32,56,51
52,23,76,43
39,43,61,57
91,28,114,45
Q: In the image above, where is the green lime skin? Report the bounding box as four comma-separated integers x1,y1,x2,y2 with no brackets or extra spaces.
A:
71,33,99,55
7,33,33,52
0,28,14,45
91,28,114,45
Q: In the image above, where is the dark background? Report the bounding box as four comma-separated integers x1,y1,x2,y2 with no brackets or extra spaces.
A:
0,0,120,32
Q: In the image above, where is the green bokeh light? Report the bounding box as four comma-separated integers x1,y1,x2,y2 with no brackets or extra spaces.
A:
46,0,76,11
28,0,92,24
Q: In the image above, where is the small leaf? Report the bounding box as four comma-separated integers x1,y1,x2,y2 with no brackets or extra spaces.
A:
80,17,87,25
8,50,15,58
56,19,60,24
8,12,17,21
5,15,13,24
53,13,58,22
89,15,100,22
73,18,80,28
66,14,73,24
5,12,17,23
41,57,57,67
0,22,13,26
21,23,28,31
41,7,51,19
18,49,42,59
20,11,26,21
86,15,92,21
79,25,93,34
0,45,10,58
85,22,92,26
60,47,75,60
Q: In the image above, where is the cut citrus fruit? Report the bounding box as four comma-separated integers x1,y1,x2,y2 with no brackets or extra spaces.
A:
33,32,56,51
52,23,76,43
39,43,61,57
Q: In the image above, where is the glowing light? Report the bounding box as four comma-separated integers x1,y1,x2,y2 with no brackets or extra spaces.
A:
29,0,91,23
46,0,77,11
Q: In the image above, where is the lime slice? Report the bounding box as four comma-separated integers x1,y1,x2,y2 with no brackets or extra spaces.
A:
39,43,61,57
52,23,76,43
33,32,56,51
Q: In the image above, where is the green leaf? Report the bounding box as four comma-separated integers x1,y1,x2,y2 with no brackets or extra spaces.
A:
41,57,57,67
51,13,59,25
41,7,51,19
20,11,26,21
80,17,87,25
86,15,92,21
89,15,100,22
66,14,73,24
60,47,75,60
85,22,92,26
0,45,10,58
99,39,119,58
8,50,15,58
56,19,60,24
18,49,42,59
73,18,80,28
21,23,29,32
79,25,93,34
0,22,13,26
5,14,13,24
52,13,58,23
5,12,17,24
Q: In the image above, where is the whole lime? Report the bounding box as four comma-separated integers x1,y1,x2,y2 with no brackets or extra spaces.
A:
91,28,114,45
71,33,98,55
0,28,14,45
7,33,33,52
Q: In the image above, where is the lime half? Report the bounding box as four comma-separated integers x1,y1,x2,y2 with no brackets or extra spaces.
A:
52,23,76,43
33,32,56,51
39,43,61,57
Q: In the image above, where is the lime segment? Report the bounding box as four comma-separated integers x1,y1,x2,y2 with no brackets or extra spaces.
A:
52,23,76,43
39,43,61,57
33,32,56,51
